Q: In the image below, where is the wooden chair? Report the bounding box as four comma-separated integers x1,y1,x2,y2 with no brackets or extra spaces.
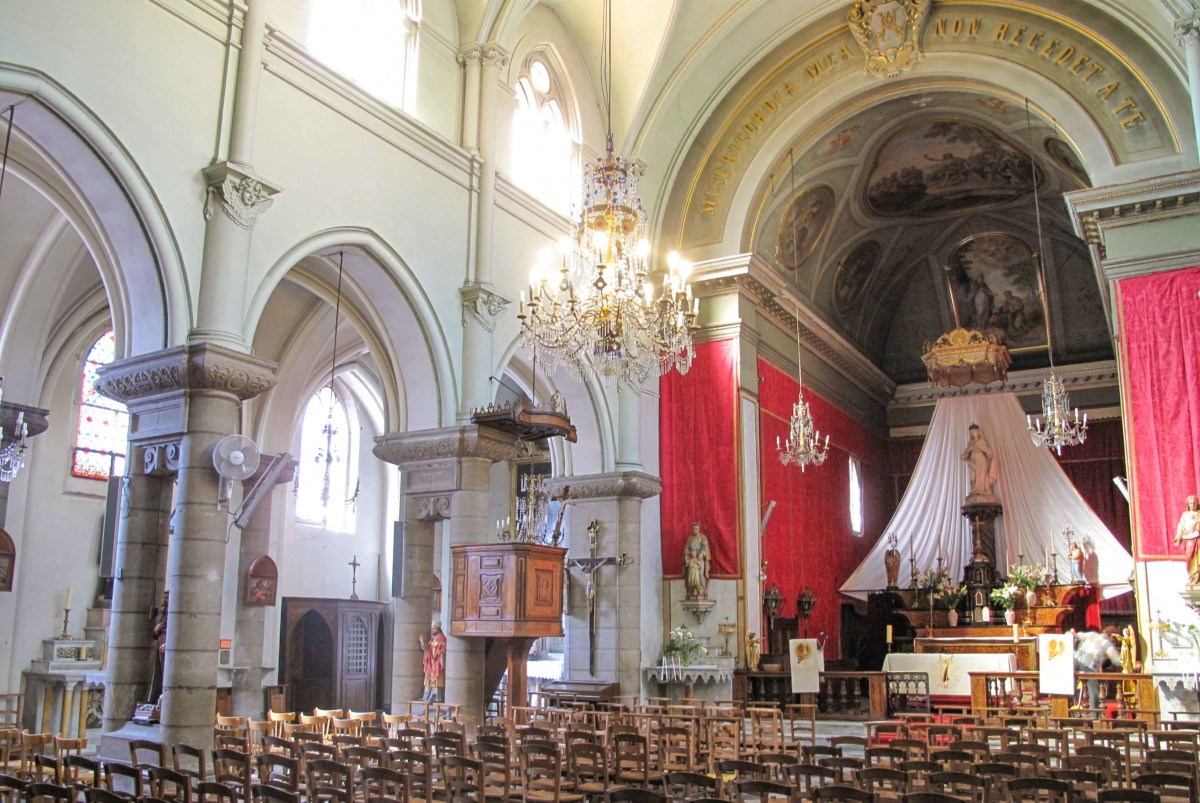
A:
803,746,843,763
210,749,250,803
664,770,718,801
755,752,797,782
359,766,409,803
817,757,865,786
1134,772,1196,802
304,758,352,803
732,778,796,802
213,734,249,754
32,754,61,785
706,717,741,775
925,771,985,803
63,754,101,793
26,781,74,803
1001,777,1070,803
83,789,128,803
266,712,296,739
248,783,299,803
856,766,908,798
19,733,52,781
388,750,432,803
605,789,666,803
865,747,906,768
519,743,583,803
441,755,484,802
195,782,238,803
567,741,610,802
146,767,192,803
612,733,661,790
472,740,514,803
829,736,868,759
784,703,817,748
1097,790,1162,802
103,762,144,801
253,754,299,794
245,722,272,754
0,772,27,803
811,786,876,802
900,794,965,803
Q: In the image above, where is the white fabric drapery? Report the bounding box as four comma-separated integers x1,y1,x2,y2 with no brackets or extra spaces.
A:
840,393,1132,599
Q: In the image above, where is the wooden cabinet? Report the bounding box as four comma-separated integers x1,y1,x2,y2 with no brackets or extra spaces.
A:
280,598,386,714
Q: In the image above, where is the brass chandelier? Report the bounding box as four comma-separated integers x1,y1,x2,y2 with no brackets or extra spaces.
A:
1022,101,1086,454
517,0,697,385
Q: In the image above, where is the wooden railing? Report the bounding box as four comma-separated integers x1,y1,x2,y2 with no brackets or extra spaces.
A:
967,670,1159,723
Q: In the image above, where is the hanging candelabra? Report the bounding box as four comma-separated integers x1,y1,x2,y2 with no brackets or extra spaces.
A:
1022,101,1087,454
0,378,28,483
517,0,698,386
506,472,551,544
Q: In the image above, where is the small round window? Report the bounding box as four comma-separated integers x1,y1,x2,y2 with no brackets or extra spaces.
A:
529,60,551,93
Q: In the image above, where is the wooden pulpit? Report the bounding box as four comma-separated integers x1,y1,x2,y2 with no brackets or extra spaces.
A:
449,543,565,716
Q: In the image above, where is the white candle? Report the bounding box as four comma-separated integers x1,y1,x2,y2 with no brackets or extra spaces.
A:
64,587,72,609
886,625,893,644
1013,624,1019,643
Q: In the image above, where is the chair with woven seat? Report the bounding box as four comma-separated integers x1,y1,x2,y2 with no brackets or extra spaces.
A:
472,739,514,803
520,743,583,803
664,770,717,801
716,759,768,798
784,763,835,797
927,750,973,774
605,789,666,803
195,782,238,803
83,789,127,803
1134,772,1196,802
32,754,61,785
305,758,352,803
925,771,984,803
19,733,53,782
612,733,662,791
266,713,297,740
705,717,741,775
973,763,1017,801
945,740,989,762
754,752,797,782
130,741,167,774
442,755,484,802
253,754,298,794
898,760,939,792
249,782,298,803
1,772,27,803
732,778,796,802
889,739,929,762
171,745,206,793
26,781,74,803
210,750,250,803
856,766,908,799
63,754,101,794
818,757,865,785
146,766,192,803
568,741,610,803
1047,768,1101,801
103,762,144,801
803,746,843,763
830,737,868,759
388,750,432,803
1097,790,1161,803
1002,776,1070,803
811,785,876,802
360,765,409,803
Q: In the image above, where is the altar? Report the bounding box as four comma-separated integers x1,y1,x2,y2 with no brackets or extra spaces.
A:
644,659,735,703
915,635,1039,670
881,651,1016,697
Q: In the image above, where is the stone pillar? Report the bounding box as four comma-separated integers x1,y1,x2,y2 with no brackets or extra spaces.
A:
1177,15,1200,167
550,472,661,700
230,457,293,717
473,45,508,287
193,0,280,351
101,466,172,733
96,345,277,747
459,286,510,419
374,426,517,719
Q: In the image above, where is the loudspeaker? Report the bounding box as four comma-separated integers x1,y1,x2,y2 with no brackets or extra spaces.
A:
391,522,405,598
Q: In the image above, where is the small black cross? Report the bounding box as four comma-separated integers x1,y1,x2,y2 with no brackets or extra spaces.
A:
349,554,361,600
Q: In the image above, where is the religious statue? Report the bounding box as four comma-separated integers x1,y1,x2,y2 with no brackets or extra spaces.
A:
149,590,169,703
883,534,901,589
683,523,711,599
745,631,761,672
1173,494,1200,586
961,423,998,502
418,620,446,702
549,485,574,546
1068,541,1085,583
1118,625,1137,674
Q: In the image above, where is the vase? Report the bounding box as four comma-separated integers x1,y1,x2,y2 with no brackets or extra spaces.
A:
947,610,958,627
1004,609,1017,625
1025,589,1038,608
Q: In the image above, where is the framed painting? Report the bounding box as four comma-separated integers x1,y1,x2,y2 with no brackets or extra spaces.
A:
246,554,278,606
946,231,1048,353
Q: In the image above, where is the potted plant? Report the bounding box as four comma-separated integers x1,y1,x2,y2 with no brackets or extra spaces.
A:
989,584,1021,625
937,580,968,626
1008,564,1045,607
665,625,706,666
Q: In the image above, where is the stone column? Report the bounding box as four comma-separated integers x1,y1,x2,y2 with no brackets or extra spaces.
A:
1177,15,1200,167
375,426,517,718
101,464,172,733
193,0,280,351
96,345,277,747
550,472,661,699
473,44,508,287
230,457,293,717
459,286,510,419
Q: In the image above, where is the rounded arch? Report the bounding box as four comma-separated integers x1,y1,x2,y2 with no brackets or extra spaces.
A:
0,66,191,356
246,228,457,432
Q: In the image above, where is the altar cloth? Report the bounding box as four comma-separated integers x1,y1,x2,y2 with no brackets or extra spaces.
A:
882,652,1016,696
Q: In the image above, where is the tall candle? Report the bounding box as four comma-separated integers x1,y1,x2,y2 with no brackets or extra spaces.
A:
1012,624,1019,643
886,625,893,644
64,587,72,609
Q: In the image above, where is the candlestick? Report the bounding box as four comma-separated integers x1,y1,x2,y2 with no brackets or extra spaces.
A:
60,607,72,640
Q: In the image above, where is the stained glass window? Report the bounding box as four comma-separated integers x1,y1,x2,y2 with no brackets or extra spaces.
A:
72,331,129,480
295,386,357,532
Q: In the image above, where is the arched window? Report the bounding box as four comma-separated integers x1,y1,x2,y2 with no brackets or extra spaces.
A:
848,456,864,536
307,0,419,110
512,55,575,212
71,331,129,480
295,385,358,532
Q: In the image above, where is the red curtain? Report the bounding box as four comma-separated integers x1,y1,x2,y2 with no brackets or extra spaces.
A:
1118,267,1200,560
758,358,887,659
660,339,741,577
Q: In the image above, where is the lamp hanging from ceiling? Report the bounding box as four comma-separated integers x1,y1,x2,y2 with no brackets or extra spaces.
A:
1022,101,1087,454
776,149,829,472
0,105,30,484
315,251,346,527
517,0,698,386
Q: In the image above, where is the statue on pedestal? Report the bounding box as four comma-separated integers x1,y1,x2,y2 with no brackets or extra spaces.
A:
1068,541,1085,584
419,621,446,702
883,533,901,589
1173,494,1200,586
683,523,711,599
745,631,761,672
962,423,998,503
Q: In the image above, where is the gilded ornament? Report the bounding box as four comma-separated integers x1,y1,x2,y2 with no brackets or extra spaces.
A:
847,0,931,79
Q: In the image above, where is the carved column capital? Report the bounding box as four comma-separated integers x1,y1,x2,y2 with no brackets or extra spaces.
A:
545,471,663,501
201,161,282,229
1177,14,1200,47
460,283,511,332
374,425,519,468
457,46,484,68
481,44,510,71
96,343,277,407
142,441,182,476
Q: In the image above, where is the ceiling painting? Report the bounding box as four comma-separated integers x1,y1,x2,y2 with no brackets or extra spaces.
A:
946,231,1044,352
776,185,836,270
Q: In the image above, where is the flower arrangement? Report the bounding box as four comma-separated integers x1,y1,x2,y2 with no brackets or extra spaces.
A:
988,584,1021,611
937,579,968,609
665,626,706,665
1007,563,1045,591
915,568,949,592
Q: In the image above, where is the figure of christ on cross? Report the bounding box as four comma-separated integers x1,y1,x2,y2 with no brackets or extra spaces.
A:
567,519,633,676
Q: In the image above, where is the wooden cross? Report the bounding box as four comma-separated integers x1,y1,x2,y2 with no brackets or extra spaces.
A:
567,520,632,676
349,554,361,600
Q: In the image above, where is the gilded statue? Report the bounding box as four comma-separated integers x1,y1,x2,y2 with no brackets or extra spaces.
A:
745,632,761,672
1174,494,1200,586
683,523,711,599
962,423,998,502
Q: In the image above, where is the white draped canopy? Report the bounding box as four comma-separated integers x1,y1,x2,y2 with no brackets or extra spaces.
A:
840,393,1133,599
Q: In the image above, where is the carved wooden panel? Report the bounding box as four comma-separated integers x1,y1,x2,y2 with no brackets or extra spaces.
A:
450,544,565,638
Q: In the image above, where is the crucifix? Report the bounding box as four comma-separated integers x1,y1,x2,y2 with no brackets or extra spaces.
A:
348,554,361,600
567,519,633,676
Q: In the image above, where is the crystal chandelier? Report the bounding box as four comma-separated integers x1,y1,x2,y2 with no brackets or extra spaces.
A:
517,0,698,386
1021,101,1087,454
0,109,29,483
776,153,828,471
498,471,551,544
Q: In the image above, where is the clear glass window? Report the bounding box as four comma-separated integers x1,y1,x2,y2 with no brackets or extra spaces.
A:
849,455,864,535
512,57,575,212
71,331,129,480
308,0,417,108
295,385,357,532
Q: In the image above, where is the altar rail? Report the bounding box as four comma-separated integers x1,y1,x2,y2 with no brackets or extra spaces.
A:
967,671,1159,723
736,671,888,719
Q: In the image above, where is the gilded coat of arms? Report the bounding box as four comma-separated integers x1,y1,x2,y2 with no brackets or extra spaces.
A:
848,0,932,78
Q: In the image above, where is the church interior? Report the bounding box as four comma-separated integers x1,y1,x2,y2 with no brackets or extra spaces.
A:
3,0,1200,797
